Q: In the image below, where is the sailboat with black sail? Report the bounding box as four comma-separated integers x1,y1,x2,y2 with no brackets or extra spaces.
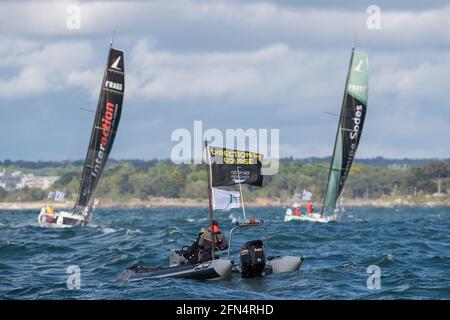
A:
38,44,125,228
285,46,368,223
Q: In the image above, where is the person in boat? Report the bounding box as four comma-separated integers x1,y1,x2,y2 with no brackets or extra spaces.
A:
82,204,93,222
183,227,207,264
197,220,228,263
45,206,56,223
293,206,301,217
306,202,314,214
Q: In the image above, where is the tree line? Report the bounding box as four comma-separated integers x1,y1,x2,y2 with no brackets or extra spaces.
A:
0,159,449,202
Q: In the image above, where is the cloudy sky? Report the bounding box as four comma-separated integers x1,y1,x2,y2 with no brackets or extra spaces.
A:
1,0,449,160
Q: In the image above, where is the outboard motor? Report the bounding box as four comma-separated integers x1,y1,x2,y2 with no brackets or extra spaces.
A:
240,240,266,278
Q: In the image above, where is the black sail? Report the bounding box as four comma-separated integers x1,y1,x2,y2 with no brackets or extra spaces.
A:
75,47,125,210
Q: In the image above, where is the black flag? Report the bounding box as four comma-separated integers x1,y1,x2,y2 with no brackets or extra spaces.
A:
209,147,263,187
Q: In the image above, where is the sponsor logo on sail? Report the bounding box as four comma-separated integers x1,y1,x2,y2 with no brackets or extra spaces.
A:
104,80,123,91
348,84,366,92
91,102,116,178
350,105,363,140
110,56,121,70
340,104,364,187
354,59,363,72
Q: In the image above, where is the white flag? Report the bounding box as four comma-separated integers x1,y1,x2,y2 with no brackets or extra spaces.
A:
48,191,65,201
302,189,312,201
54,191,65,201
212,188,241,210
293,192,302,201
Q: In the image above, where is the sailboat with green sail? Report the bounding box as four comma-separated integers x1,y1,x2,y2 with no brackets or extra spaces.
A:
285,46,369,223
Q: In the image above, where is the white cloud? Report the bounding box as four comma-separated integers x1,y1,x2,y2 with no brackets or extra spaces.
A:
126,39,345,105
372,55,450,101
1,1,450,49
129,40,287,101
0,1,449,159
65,67,102,99
0,38,97,98
0,37,39,67
0,66,48,97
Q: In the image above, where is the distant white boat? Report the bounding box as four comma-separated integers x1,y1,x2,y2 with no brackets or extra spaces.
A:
284,208,339,223
38,207,90,228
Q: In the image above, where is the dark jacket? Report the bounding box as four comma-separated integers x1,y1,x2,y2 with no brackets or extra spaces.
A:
184,235,202,264
197,226,228,262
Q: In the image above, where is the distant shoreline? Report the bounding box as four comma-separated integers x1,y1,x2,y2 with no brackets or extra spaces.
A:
1,196,450,210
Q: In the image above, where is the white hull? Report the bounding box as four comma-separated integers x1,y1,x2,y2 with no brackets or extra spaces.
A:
38,207,89,228
284,209,339,223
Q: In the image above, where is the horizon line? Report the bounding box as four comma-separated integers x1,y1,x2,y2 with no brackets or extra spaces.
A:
1,156,450,163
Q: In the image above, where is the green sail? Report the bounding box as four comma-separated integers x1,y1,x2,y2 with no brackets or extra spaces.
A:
322,49,368,215
347,51,369,105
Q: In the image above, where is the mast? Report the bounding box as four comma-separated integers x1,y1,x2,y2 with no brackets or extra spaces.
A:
110,30,116,47
320,46,355,217
205,140,215,259
236,166,247,221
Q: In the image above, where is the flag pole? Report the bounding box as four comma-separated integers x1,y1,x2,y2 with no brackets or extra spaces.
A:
236,166,247,221
205,140,215,259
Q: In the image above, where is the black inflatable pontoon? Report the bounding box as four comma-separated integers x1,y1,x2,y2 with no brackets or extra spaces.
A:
118,259,233,282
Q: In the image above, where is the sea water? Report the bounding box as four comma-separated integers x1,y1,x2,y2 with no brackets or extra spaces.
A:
0,207,449,299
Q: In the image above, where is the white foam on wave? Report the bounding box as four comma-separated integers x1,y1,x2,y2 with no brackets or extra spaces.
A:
126,229,142,235
228,214,241,224
101,227,116,234
386,254,395,261
395,283,411,292
167,227,180,235
111,254,128,263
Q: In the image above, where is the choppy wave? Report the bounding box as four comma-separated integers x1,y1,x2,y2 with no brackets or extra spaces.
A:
0,207,449,299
